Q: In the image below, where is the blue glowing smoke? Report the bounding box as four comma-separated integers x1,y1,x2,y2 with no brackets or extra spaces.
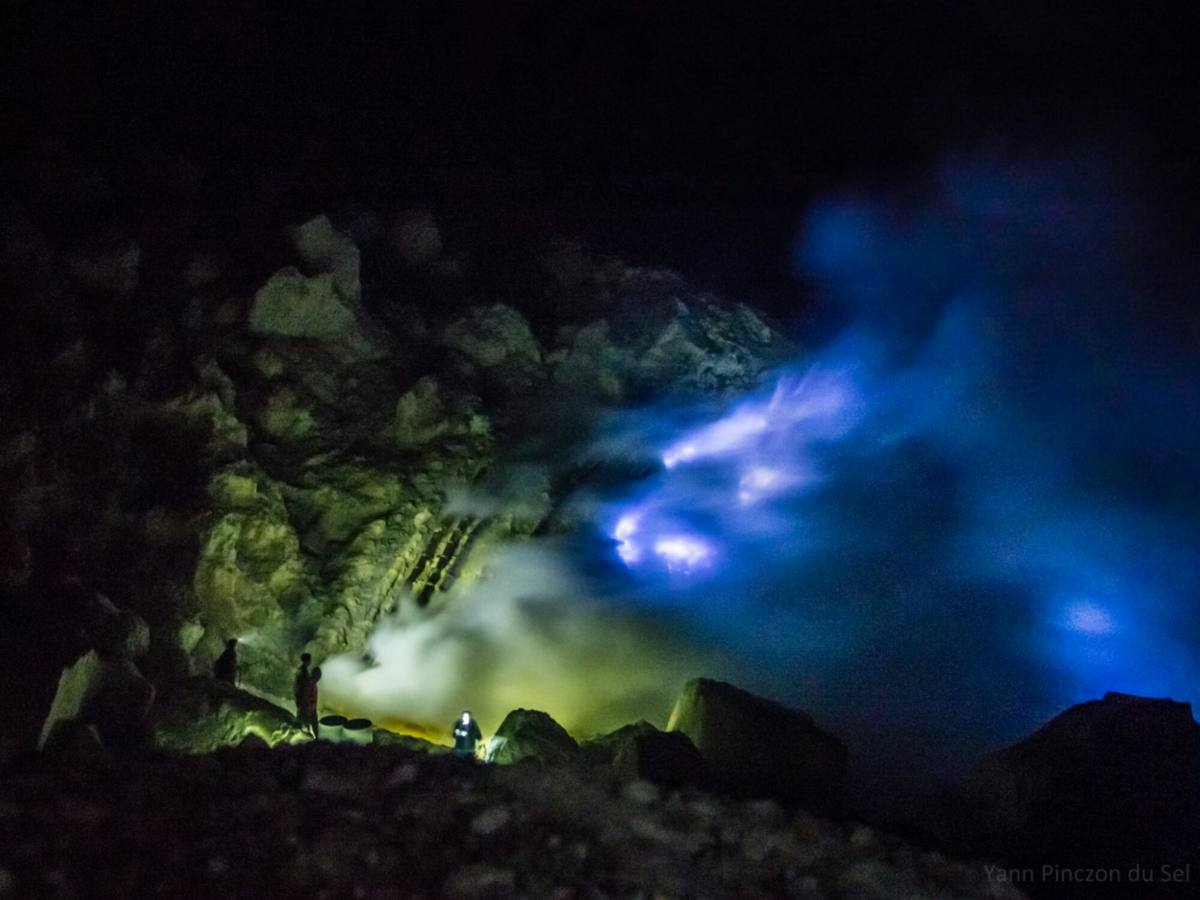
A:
581,153,1200,793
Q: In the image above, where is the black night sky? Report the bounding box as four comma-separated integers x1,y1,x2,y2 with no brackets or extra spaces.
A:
8,1,1200,311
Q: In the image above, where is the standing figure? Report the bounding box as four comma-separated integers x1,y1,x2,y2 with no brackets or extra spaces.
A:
293,653,311,717
213,638,238,686
298,666,322,738
452,711,482,758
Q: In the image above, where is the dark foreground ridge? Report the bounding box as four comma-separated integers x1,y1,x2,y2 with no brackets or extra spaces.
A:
0,740,1024,900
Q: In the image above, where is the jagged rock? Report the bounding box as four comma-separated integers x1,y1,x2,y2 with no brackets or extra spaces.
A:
207,467,264,508
391,377,448,447
667,678,847,812
290,214,361,300
38,650,106,750
193,467,311,681
84,658,157,746
252,345,287,378
487,708,578,765
371,729,449,754
281,463,412,552
149,678,310,752
257,385,319,442
249,216,386,361
148,389,248,462
548,278,789,401
389,377,490,449
250,267,380,356
944,692,1200,869
582,720,709,787
89,594,150,659
40,720,109,766
441,304,544,392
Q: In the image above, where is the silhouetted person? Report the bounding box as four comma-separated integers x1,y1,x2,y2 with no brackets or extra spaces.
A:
293,653,311,716
452,710,482,757
213,638,238,686
298,666,321,738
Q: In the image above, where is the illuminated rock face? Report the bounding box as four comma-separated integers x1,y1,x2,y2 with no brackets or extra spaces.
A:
667,678,847,813
249,216,387,362
148,678,310,752
488,708,579,765
0,207,789,756
548,270,788,402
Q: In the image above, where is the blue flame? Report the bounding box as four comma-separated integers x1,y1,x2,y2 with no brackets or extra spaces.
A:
582,152,1200,780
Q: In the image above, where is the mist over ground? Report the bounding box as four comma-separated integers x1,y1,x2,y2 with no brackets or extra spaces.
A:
325,152,1200,806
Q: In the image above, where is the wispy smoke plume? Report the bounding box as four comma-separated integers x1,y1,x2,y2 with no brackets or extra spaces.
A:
325,150,1200,803
320,540,722,739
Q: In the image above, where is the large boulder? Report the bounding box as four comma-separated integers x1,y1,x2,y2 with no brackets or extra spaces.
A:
943,692,1200,871
39,651,158,750
666,678,847,812
441,304,543,393
487,708,578,765
38,650,106,750
88,594,150,660
388,377,489,449
149,678,310,752
289,214,360,300
84,658,157,746
582,720,709,787
249,216,386,361
547,273,790,402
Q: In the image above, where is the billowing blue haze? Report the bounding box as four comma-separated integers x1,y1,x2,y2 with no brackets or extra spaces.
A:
582,154,1200,798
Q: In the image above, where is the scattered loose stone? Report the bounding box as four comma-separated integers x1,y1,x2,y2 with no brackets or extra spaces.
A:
0,743,1029,899
470,805,512,836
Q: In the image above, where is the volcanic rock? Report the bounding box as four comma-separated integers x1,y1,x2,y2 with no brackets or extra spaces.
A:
0,742,1030,899
249,216,386,361
149,678,310,752
37,651,106,750
582,720,709,787
667,678,848,812
547,271,790,402
943,692,1200,876
487,708,579,765
441,304,544,394
83,658,157,747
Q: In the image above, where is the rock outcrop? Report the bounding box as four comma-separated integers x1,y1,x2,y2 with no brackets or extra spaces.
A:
582,720,709,787
487,708,579,765
667,678,848,813
249,215,386,362
941,692,1200,878
0,207,790,761
546,267,789,402
441,303,544,394
149,678,310,752
38,651,158,751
